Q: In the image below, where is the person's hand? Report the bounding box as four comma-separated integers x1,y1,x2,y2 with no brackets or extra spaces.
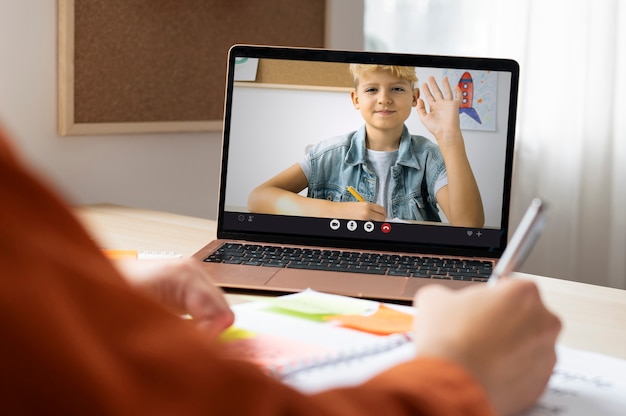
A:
114,257,235,339
415,76,463,143
413,279,561,416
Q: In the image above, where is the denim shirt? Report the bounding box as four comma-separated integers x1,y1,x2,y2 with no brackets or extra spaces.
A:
306,125,446,221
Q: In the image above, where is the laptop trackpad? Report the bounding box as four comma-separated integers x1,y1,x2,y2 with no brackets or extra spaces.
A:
266,269,408,300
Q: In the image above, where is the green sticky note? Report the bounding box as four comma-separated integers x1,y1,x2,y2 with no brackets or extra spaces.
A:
269,288,377,316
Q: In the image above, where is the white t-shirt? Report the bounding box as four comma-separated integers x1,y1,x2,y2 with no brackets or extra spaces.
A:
301,148,448,218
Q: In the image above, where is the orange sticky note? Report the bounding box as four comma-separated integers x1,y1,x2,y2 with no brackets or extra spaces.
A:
324,305,414,335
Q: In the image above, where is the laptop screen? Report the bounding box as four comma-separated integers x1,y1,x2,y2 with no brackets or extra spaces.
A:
216,45,519,258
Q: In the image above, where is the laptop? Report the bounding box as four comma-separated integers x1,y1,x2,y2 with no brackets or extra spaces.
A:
193,44,520,303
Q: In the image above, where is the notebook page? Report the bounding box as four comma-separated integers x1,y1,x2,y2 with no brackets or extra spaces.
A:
220,293,416,392
221,290,626,409
524,345,626,416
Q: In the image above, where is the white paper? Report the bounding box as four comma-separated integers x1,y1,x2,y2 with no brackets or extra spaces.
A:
234,57,259,81
229,294,626,413
524,345,626,415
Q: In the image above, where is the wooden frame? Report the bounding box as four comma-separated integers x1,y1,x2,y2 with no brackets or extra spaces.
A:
57,0,325,136
58,0,221,135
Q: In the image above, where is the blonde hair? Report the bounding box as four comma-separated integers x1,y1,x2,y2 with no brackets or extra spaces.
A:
349,64,418,88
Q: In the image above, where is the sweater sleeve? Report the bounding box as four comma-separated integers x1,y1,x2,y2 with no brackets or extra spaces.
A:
313,357,497,416
0,127,494,416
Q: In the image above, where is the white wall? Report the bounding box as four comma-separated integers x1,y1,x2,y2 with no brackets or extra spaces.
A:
0,0,363,220
0,1,220,218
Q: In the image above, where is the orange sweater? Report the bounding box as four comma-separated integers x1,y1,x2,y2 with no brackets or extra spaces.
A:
0,127,495,415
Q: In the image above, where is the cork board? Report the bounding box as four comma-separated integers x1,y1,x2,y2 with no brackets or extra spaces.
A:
255,59,353,89
58,0,326,136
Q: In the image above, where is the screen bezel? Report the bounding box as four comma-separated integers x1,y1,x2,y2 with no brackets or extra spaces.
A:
215,45,519,259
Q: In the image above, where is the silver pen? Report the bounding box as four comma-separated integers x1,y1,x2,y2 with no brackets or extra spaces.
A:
488,198,547,285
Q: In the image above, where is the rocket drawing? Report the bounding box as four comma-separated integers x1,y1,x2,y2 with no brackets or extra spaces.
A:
458,72,482,124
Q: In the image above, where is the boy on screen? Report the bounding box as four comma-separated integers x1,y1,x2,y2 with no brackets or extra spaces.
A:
248,64,484,227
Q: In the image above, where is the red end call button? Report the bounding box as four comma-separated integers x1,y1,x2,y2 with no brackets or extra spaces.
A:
381,223,392,233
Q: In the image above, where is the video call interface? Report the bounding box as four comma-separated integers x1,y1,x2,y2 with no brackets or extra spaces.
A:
218,49,518,255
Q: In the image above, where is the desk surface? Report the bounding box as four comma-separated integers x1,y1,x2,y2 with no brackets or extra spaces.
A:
74,204,626,360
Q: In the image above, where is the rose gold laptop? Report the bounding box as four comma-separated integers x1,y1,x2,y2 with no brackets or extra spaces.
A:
193,45,520,303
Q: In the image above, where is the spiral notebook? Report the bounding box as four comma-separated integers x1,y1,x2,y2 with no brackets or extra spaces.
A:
218,290,416,393
218,290,626,415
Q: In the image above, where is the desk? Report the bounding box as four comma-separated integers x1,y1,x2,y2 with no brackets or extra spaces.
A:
74,204,626,360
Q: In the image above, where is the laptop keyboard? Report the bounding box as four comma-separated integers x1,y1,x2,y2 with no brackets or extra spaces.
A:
203,243,492,282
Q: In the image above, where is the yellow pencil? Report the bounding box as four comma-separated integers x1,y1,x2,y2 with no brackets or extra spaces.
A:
347,186,365,202
101,249,138,259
